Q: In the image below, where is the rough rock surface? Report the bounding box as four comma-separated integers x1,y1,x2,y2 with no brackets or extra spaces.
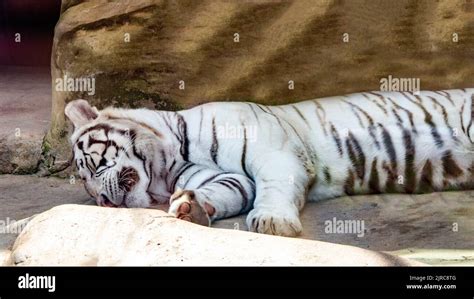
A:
0,135,42,174
7,204,421,266
47,0,474,167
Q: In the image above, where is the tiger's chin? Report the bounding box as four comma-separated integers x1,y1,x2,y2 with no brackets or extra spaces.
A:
124,192,155,208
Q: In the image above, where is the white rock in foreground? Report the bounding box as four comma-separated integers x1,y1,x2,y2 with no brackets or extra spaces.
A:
9,205,422,266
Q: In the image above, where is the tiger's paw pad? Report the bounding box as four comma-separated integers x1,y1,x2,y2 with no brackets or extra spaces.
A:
246,208,302,237
168,189,211,227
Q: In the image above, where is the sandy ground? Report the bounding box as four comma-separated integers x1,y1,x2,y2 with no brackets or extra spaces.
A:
1,174,473,265
0,66,51,139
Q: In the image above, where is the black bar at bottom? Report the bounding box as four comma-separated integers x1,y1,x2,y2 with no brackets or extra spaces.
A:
0,267,472,298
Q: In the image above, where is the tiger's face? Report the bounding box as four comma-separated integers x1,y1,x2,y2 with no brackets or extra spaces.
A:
66,100,159,208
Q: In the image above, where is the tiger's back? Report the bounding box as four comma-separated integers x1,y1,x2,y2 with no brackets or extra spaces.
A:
264,89,474,200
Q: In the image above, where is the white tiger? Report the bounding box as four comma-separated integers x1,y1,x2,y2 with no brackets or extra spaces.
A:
65,89,474,237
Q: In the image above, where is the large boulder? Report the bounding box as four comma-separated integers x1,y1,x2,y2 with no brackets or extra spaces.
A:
7,204,421,266
46,0,474,172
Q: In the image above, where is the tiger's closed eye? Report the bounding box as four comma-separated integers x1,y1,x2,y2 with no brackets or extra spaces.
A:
75,159,85,170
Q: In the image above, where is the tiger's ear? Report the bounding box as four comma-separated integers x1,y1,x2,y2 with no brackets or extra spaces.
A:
65,99,99,128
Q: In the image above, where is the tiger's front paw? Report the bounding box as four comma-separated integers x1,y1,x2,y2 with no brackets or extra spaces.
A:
168,189,211,227
246,208,302,237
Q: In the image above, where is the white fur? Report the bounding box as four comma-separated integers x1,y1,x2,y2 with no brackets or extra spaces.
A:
66,88,474,237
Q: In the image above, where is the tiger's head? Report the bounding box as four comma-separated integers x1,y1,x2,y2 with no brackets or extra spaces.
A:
65,99,164,208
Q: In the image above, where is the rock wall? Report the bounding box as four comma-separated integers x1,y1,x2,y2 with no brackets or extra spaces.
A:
46,0,474,172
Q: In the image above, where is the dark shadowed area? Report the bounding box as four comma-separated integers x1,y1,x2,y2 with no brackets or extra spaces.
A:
0,0,61,66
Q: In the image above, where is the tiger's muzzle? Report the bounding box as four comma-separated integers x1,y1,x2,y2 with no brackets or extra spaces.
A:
98,167,139,207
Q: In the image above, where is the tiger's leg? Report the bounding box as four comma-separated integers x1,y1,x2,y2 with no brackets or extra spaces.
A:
167,163,255,226
246,151,313,237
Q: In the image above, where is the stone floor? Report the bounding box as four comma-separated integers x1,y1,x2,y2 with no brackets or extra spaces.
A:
1,174,473,265
0,66,51,137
